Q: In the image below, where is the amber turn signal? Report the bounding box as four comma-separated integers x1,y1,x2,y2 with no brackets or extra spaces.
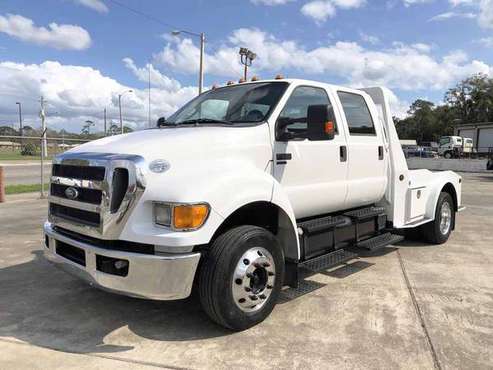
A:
324,121,334,135
173,204,209,230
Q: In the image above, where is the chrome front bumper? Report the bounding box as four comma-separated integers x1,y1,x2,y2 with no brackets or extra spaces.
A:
43,222,201,300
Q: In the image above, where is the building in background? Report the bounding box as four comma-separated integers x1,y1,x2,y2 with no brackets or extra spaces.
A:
455,122,493,153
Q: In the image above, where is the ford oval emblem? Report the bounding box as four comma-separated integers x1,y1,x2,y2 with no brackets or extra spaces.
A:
65,186,79,200
149,159,170,173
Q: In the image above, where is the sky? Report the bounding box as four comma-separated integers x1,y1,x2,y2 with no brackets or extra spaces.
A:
1,0,493,133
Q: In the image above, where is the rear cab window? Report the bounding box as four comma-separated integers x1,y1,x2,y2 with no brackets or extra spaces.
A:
337,91,376,136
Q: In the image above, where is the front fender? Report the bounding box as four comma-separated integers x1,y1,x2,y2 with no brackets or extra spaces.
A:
121,162,277,248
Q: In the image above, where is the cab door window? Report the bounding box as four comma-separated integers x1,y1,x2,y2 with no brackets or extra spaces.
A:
277,86,336,140
338,91,376,135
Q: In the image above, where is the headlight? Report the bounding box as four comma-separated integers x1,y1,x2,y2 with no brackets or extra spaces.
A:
153,202,210,231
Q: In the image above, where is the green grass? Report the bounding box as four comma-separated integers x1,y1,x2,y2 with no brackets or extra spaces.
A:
5,183,50,195
0,152,53,161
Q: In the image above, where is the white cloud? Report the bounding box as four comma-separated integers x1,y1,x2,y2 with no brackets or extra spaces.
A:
449,0,476,6
0,14,91,50
411,43,433,53
386,89,411,118
429,11,476,21
479,0,493,28
250,0,294,5
155,28,491,91
0,60,196,132
301,1,336,22
301,0,365,23
122,57,182,91
476,36,493,47
403,0,433,6
359,32,380,45
74,0,109,13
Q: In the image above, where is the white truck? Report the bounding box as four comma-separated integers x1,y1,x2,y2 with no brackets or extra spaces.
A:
44,79,463,330
438,135,467,158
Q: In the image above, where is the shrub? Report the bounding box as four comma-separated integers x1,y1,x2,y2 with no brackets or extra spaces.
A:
21,143,37,156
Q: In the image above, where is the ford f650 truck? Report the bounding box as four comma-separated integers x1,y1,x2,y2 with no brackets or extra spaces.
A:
44,79,463,330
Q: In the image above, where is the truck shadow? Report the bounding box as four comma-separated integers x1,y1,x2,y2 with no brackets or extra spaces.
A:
0,250,230,355
0,242,414,355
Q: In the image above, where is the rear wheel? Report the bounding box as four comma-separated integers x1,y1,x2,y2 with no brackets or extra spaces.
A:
199,225,284,331
422,192,455,244
444,151,452,159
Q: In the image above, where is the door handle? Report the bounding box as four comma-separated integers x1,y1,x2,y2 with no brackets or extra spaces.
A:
276,153,292,165
378,146,384,160
340,146,347,162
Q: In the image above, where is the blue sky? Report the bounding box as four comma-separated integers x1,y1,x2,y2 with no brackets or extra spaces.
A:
1,0,492,132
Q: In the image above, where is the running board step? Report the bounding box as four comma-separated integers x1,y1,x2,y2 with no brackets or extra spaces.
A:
357,233,404,251
298,215,346,234
300,249,358,272
344,206,385,220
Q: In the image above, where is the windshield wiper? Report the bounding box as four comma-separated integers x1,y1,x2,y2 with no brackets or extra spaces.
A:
174,118,234,125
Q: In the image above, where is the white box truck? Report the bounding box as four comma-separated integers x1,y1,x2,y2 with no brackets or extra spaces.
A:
44,79,463,330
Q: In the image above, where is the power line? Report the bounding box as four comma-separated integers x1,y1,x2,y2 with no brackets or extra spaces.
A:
106,0,201,37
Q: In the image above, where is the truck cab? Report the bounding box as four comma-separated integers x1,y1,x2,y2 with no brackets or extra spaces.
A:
439,135,463,158
44,79,463,330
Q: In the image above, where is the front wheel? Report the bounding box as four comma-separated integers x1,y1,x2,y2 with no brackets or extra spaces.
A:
422,192,455,244
444,151,452,159
199,225,284,331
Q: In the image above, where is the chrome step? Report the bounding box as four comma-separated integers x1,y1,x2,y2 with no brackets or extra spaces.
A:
300,249,358,272
298,215,346,234
344,206,385,220
357,233,404,251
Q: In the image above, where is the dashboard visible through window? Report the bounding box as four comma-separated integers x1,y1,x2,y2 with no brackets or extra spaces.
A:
277,86,337,140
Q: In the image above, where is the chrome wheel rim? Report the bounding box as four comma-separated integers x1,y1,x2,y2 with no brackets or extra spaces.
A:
232,247,275,313
439,201,452,235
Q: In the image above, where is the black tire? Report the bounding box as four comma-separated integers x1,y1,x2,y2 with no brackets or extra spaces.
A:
199,225,284,331
444,151,452,159
422,192,455,244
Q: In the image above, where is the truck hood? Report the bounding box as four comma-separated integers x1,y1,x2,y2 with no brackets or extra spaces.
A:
67,125,272,164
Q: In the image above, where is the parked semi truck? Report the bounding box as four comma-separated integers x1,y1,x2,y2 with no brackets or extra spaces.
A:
44,79,463,330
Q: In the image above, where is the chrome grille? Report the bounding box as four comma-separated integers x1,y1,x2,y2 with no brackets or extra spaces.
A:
48,152,146,239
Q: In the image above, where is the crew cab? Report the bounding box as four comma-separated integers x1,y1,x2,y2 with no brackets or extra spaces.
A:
43,79,463,330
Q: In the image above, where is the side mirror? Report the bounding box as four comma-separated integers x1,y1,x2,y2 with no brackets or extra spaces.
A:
156,117,166,127
307,105,335,141
276,118,294,141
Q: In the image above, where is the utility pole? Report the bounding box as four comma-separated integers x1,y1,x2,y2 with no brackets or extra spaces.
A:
104,108,107,136
148,62,151,127
39,96,47,199
15,102,23,149
239,48,256,81
199,32,205,94
39,96,47,158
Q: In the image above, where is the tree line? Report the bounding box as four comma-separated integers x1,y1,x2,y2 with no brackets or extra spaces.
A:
395,73,493,143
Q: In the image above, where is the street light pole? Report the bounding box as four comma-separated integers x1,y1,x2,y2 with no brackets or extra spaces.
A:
15,102,23,148
118,89,133,134
172,30,205,95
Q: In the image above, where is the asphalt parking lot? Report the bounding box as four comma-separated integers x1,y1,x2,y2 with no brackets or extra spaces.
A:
1,173,492,369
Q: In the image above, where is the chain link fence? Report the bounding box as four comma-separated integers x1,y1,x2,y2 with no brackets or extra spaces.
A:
0,134,93,198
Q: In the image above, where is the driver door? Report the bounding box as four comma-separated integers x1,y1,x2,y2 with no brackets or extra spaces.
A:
273,85,348,219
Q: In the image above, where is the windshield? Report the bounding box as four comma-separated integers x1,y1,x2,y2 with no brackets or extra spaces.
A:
166,82,289,125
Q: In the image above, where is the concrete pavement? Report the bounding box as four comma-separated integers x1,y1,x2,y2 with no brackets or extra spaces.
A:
0,173,492,369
